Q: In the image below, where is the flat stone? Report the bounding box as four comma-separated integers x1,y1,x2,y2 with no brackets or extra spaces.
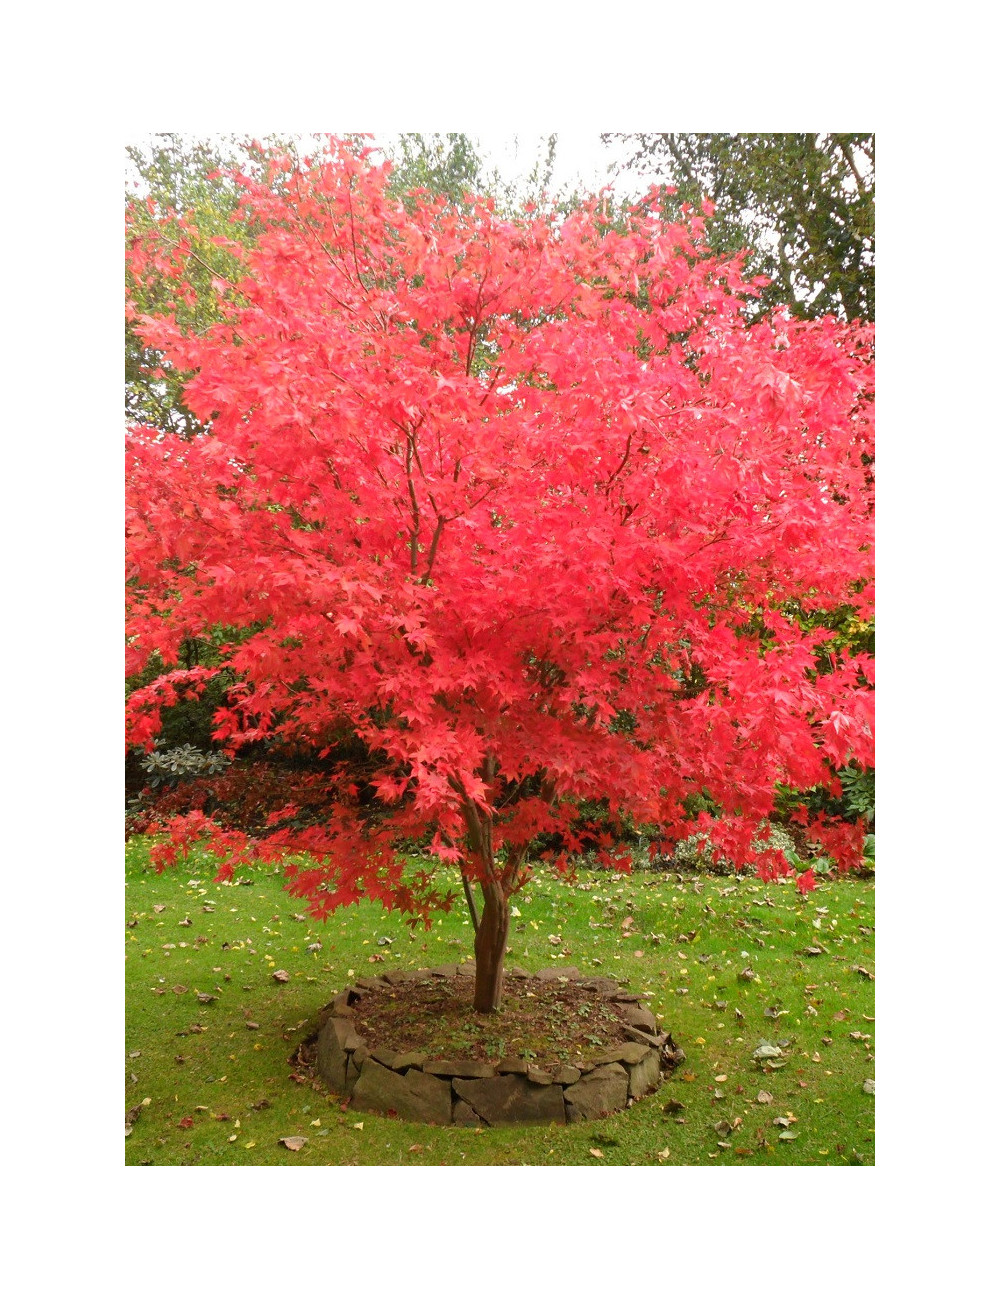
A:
454,962,476,978
354,977,389,991
626,1048,662,1099
565,1101,582,1123
452,1101,482,1127
551,1065,581,1086
345,1058,361,1091
411,969,435,982
316,1016,357,1093
563,1063,629,1119
536,966,581,981
349,1059,452,1125
617,1003,658,1033
577,977,624,996
371,1045,398,1068
429,965,458,978
383,969,415,986
622,1025,667,1049
526,1066,553,1085
353,1044,370,1067
591,1042,651,1067
507,966,531,979
422,1059,495,1079
612,993,641,1004
453,1074,566,1127
390,1051,427,1072
496,1058,530,1075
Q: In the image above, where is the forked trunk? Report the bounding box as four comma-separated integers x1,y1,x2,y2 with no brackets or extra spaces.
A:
473,880,509,1013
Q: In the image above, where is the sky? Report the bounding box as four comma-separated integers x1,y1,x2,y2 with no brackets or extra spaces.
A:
126,132,656,207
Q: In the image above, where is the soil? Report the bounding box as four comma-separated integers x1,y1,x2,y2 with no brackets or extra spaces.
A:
345,976,639,1074
291,975,652,1085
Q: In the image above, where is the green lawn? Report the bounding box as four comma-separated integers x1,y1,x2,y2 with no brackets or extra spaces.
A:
125,838,875,1165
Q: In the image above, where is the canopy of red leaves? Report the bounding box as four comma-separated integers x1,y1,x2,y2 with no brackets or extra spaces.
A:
126,137,873,915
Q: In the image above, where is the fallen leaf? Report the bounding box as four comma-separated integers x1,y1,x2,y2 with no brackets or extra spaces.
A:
657,1147,670,1160
714,1074,727,1082
171,985,188,995
196,993,217,1004
245,1021,260,1030
177,1116,194,1129
272,970,290,983
756,1091,773,1104
279,1136,307,1150
589,1148,604,1159
778,1130,798,1141
152,904,166,913
408,1143,424,1153
352,1121,364,1130
862,1079,875,1095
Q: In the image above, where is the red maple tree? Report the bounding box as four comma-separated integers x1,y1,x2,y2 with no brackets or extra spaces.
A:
126,138,873,1012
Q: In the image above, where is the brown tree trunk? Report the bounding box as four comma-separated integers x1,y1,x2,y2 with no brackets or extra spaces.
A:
473,880,509,1013
456,780,510,1014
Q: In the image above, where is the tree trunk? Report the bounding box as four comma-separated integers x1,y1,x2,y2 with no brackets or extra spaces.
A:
473,879,509,1013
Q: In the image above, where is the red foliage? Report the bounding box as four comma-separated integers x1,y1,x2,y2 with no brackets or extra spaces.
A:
126,137,873,922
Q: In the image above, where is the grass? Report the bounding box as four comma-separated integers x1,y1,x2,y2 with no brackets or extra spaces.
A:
125,837,875,1166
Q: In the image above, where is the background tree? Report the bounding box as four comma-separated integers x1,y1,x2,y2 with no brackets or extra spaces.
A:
608,133,874,321
127,137,874,1013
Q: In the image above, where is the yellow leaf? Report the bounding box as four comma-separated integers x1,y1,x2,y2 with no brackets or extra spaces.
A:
657,1147,670,1160
589,1148,603,1159
244,1140,256,1148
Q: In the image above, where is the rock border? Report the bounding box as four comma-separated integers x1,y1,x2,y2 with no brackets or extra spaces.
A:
312,964,684,1127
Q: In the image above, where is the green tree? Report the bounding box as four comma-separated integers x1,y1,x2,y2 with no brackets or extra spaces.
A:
383,132,486,202
125,134,285,436
608,133,874,321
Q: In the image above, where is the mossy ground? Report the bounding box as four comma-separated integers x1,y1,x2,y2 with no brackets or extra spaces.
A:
125,838,875,1165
